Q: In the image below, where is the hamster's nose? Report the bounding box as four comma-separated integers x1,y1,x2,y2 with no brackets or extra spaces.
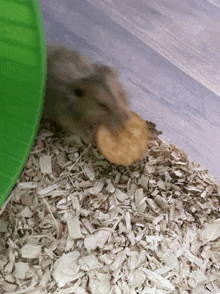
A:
122,111,131,125
116,111,131,130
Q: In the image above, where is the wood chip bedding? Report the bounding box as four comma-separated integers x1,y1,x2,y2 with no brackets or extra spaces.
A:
0,121,220,294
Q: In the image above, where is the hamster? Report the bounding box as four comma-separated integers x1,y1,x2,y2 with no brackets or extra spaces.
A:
42,44,131,141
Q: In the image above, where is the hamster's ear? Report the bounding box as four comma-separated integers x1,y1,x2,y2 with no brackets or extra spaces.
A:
108,66,118,78
95,64,119,78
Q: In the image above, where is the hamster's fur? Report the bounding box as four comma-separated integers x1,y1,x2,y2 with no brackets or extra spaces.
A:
42,44,130,141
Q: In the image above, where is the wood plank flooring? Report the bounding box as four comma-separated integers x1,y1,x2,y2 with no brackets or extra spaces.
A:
40,0,220,180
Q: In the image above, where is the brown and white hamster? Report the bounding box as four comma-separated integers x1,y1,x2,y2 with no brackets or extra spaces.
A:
42,44,130,141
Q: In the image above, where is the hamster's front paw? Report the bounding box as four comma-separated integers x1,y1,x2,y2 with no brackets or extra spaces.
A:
145,120,162,139
79,127,96,145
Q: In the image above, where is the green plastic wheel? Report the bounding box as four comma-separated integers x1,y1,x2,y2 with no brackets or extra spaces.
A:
0,0,47,208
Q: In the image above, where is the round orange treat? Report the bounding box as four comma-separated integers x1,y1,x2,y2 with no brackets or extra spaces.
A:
96,111,149,165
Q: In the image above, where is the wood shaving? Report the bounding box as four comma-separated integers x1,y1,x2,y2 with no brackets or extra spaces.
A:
0,121,220,293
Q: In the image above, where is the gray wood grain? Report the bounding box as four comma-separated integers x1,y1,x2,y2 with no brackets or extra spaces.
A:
87,0,220,96
206,0,220,7
39,0,220,180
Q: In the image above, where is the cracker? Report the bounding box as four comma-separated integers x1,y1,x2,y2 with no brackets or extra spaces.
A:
96,111,149,165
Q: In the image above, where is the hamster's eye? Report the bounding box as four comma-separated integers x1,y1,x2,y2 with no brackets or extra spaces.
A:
73,87,85,98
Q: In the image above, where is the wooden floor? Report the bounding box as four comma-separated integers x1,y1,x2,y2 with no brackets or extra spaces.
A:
40,0,220,180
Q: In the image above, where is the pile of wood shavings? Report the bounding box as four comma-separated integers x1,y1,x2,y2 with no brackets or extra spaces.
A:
0,123,220,294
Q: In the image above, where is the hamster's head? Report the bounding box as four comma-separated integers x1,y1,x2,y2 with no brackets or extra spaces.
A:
70,65,131,130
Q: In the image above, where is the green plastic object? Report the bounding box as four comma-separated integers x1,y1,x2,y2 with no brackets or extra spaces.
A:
0,0,47,208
